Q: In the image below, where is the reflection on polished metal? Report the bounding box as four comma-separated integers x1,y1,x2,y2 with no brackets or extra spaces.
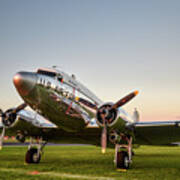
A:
13,71,37,96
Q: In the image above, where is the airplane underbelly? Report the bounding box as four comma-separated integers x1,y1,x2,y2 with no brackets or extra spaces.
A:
23,85,90,132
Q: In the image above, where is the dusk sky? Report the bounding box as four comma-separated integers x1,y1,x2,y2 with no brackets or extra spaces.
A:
0,0,180,121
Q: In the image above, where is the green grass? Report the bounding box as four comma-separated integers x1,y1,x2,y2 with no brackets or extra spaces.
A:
1,145,180,180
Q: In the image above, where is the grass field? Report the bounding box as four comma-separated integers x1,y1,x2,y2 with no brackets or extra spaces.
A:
0,145,180,180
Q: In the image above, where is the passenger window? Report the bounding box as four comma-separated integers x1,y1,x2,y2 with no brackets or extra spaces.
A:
47,81,51,88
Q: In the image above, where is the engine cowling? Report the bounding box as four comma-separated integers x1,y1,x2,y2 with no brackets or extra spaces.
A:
96,103,118,127
1,109,18,128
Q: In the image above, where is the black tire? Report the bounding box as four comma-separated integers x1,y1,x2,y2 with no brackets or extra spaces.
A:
25,148,41,164
132,150,135,156
116,151,130,169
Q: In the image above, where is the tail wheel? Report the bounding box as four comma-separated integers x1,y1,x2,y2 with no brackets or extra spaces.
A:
25,148,41,164
116,151,130,169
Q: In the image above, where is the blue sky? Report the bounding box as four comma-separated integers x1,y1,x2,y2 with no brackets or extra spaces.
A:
0,0,180,120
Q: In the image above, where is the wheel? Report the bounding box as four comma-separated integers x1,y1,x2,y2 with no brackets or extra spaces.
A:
116,151,130,169
25,148,41,164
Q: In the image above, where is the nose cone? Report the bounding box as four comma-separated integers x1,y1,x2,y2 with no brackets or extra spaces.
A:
13,71,37,96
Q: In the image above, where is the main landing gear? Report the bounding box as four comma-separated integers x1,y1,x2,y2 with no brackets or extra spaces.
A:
114,135,133,169
25,137,47,164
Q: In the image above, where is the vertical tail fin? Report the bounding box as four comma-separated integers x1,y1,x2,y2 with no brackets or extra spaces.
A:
133,108,140,123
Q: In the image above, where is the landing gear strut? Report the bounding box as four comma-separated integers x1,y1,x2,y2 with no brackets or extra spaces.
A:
25,137,47,164
114,135,133,169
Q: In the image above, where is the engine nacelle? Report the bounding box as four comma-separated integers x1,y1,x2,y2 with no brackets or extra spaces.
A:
96,103,118,127
1,108,18,128
96,103,128,132
109,131,120,144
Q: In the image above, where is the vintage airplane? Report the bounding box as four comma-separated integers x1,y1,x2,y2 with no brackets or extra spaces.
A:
0,67,180,169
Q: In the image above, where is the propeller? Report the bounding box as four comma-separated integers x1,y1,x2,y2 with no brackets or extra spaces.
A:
0,103,27,150
98,90,139,154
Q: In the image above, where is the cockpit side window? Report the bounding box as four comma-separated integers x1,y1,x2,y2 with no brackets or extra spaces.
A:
58,77,63,82
37,70,56,77
57,74,63,83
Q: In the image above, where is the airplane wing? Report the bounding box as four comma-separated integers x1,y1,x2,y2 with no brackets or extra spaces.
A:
134,120,180,145
17,110,57,128
50,120,180,146
43,120,180,146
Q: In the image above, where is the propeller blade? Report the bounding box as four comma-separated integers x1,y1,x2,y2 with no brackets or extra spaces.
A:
0,127,5,150
101,114,107,154
111,90,139,110
101,126,107,154
0,109,3,116
12,103,27,114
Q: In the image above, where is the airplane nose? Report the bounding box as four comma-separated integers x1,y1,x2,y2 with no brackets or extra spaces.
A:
13,71,37,96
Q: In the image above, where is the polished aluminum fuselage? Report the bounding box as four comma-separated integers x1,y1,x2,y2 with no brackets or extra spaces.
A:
13,68,134,132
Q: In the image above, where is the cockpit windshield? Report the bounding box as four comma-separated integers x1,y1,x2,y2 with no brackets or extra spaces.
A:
37,69,56,77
